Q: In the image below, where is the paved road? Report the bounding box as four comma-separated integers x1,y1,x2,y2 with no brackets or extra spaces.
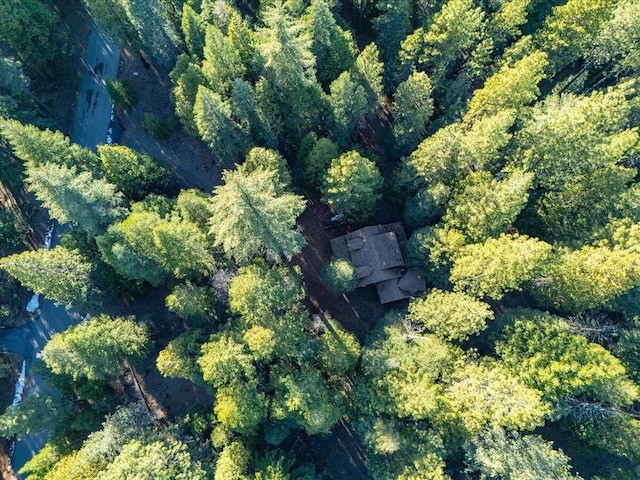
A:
1,20,120,477
70,21,120,147
0,299,82,471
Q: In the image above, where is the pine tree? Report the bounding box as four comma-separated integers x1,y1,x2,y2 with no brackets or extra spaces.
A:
392,71,434,155
327,71,368,148
202,24,246,95
0,246,92,306
443,170,533,243
209,167,307,263
194,84,248,162
321,151,383,222
304,0,356,87
41,315,148,381
26,163,127,237
0,119,100,171
450,234,552,300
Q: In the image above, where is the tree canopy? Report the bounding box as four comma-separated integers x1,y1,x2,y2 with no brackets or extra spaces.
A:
4,0,640,477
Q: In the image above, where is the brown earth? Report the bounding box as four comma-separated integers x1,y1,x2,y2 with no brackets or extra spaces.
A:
292,201,397,343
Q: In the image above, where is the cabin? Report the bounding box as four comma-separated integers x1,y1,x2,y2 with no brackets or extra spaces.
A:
329,222,426,304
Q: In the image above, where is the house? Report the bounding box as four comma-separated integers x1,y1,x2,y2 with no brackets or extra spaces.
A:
329,222,426,304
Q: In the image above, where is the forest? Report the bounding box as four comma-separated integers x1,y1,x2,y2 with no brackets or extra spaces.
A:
0,0,640,478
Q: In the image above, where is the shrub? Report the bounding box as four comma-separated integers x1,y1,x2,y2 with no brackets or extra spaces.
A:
105,79,137,110
141,113,178,140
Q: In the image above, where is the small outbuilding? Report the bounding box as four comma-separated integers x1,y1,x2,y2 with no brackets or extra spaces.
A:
329,222,426,304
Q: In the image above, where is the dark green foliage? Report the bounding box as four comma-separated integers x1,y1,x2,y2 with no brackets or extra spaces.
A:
97,145,171,200
614,323,640,384
105,79,138,110
0,0,68,77
140,113,178,140
320,258,358,295
392,71,434,155
297,137,339,192
170,55,207,135
0,393,74,441
327,71,368,148
403,184,449,230
304,0,356,87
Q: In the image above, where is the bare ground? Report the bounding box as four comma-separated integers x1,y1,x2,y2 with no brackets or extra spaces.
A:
116,47,221,194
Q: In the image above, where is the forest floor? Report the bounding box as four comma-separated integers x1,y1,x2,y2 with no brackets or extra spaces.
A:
115,47,221,193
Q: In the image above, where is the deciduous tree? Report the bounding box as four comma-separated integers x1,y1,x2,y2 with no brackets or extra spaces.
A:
315,318,361,376
356,313,461,420
214,381,268,435
157,329,207,380
165,282,216,323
